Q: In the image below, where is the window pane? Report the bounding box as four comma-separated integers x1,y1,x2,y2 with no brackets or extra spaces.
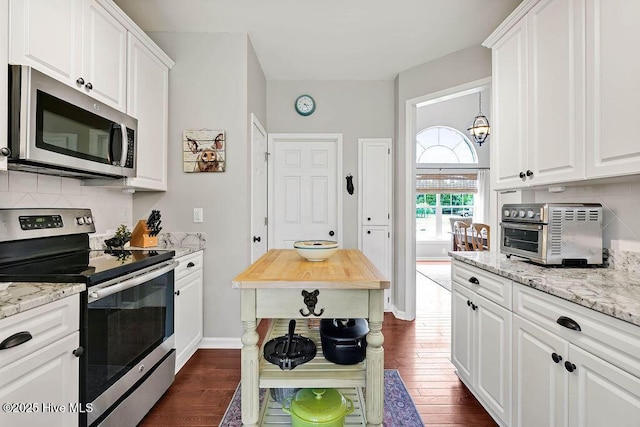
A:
416,126,478,165
416,192,476,241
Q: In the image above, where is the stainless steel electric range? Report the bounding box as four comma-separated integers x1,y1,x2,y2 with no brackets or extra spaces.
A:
0,208,178,427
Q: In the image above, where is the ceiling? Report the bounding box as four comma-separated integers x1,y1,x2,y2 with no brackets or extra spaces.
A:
113,0,522,81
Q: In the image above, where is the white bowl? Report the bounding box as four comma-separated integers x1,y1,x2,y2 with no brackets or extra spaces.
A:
293,240,338,262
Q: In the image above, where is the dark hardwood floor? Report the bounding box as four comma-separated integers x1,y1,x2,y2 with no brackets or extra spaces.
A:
139,263,496,426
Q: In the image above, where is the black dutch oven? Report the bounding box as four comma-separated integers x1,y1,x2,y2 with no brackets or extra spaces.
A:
319,318,368,365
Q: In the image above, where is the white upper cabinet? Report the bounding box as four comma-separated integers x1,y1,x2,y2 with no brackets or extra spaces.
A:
125,33,170,191
10,0,127,111
488,0,585,190
528,0,585,185
585,0,640,178
492,18,528,188
487,0,640,189
360,139,391,226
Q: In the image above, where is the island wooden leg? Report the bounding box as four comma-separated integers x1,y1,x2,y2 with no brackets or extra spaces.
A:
366,290,384,426
241,319,260,426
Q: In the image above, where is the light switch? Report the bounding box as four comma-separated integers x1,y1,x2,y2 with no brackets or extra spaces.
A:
193,207,203,223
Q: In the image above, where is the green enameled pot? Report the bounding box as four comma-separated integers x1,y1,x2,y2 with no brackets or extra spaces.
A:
282,388,354,427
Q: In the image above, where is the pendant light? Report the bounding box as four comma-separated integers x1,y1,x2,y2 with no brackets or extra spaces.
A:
468,91,490,146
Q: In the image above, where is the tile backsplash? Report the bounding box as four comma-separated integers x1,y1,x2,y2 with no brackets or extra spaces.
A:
0,171,132,234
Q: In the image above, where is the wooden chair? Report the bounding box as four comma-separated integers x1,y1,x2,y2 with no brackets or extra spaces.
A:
469,223,490,251
453,221,471,251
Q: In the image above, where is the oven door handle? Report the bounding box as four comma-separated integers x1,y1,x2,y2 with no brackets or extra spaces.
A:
89,260,178,300
500,222,544,231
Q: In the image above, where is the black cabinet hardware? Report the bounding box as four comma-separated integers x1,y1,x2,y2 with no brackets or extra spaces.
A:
76,77,85,85
253,236,261,243
467,300,472,306
85,82,93,90
175,290,180,296
73,347,84,357
557,316,581,331
0,331,33,350
367,217,371,221
564,361,576,372
367,230,371,234
526,170,533,177
469,277,480,285
471,303,477,311
329,230,335,236
551,352,563,363
187,262,195,268
300,290,325,317
519,171,526,179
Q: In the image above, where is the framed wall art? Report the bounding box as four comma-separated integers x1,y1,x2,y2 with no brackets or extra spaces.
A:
183,129,226,173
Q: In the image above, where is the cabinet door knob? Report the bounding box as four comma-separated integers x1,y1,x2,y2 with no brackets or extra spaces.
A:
526,170,533,177
471,303,477,311
76,77,85,86
519,171,526,179
175,290,181,296
468,277,480,285
253,236,261,243
329,230,335,237
0,147,11,157
85,82,93,90
0,331,32,350
73,346,84,357
564,361,576,372
557,316,581,331
367,230,371,234
551,352,563,363
367,217,371,221
467,300,472,306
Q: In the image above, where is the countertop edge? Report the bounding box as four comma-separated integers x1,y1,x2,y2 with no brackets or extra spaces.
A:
0,283,86,320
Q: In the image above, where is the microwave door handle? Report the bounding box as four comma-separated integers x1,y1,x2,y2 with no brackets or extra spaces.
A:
88,260,178,301
119,123,128,167
500,222,543,231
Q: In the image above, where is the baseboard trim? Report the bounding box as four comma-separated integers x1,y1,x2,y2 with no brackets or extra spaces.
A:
199,337,242,349
391,305,412,321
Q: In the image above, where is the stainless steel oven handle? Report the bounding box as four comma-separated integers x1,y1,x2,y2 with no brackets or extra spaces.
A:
119,123,128,167
89,260,178,300
500,222,543,231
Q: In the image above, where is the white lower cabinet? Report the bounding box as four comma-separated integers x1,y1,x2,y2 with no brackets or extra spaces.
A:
452,280,512,425
174,251,203,373
0,295,80,427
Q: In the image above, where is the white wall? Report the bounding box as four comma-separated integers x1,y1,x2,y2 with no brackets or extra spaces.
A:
394,45,492,315
266,80,394,248
132,32,263,341
0,171,132,235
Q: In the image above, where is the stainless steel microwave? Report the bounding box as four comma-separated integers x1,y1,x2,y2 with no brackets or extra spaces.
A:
500,203,604,266
7,65,137,179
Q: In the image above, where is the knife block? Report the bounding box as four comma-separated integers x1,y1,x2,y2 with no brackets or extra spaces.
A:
129,220,158,248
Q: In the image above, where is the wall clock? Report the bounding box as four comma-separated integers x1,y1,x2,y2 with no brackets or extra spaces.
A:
295,94,316,116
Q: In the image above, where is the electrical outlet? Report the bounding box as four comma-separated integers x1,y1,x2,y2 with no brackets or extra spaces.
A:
193,207,203,223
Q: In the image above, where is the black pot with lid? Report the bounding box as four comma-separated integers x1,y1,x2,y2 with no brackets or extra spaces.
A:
319,318,368,365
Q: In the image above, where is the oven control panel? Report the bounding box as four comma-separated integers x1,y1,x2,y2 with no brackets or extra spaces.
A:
19,215,64,230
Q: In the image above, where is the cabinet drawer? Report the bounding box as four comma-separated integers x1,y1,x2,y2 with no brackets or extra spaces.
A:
255,289,369,319
174,251,203,280
513,283,640,379
452,262,512,309
0,295,79,369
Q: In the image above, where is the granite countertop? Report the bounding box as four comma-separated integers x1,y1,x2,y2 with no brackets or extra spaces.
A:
124,232,206,258
0,282,85,320
449,251,640,327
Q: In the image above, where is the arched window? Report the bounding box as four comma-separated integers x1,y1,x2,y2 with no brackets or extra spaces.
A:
416,126,477,164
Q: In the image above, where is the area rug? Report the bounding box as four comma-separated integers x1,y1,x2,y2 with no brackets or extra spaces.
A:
220,369,424,426
416,263,452,292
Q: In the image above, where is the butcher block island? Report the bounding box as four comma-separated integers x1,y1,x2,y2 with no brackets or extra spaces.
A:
232,249,390,427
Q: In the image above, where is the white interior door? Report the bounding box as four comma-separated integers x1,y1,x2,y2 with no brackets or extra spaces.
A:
251,115,268,262
269,134,342,249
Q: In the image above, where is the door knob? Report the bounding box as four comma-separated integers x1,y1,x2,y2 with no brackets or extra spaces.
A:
329,231,335,237
253,236,261,243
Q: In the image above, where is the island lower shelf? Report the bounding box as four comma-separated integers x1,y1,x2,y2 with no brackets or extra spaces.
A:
259,318,367,389
258,387,367,426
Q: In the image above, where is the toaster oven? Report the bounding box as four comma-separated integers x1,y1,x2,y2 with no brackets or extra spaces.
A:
500,203,603,266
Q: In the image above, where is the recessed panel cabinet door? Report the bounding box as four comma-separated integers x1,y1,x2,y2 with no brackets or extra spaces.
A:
126,33,170,190
586,0,640,178
451,283,474,386
513,314,569,427
361,141,390,226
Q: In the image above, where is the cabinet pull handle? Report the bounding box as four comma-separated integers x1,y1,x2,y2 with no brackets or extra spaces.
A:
73,346,84,357
187,262,195,268
557,316,581,331
0,331,33,350
468,277,480,285
551,352,563,363
564,361,576,373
